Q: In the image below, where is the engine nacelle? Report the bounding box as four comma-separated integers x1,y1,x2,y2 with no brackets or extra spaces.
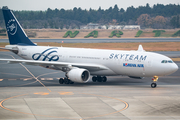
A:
67,68,90,83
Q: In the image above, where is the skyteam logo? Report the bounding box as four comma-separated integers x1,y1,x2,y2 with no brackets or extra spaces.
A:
32,48,59,61
123,63,144,68
7,19,17,35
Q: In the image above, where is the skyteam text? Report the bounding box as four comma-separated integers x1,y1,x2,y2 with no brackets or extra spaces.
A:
109,53,147,61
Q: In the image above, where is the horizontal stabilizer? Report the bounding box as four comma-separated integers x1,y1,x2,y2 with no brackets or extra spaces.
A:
0,47,9,50
0,45,18,54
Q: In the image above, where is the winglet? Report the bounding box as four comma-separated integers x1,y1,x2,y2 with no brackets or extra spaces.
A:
137,45,145,52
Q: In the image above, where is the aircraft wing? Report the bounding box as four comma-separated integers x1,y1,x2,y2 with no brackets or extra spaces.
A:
0,59,108,72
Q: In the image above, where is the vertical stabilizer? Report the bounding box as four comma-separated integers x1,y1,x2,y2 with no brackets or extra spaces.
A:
2,7,36,46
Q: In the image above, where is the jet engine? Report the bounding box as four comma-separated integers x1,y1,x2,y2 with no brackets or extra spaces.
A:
67,68,90,83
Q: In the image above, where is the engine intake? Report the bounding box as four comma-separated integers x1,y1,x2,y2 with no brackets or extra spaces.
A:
67,68,90,83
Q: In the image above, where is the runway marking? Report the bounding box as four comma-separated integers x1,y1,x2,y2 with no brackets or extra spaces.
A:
20,63,51,92
5,54,52,92
23,78,33,81
0,93,80,119
81,93,129,119
0,94,30,114
34,92,49,95
14,81,38,87
0,78,59,81
0,72,32,78
0,93,129,120
36,71,60,78
46,78,53,80
58,92,74,95
41,78,53,80
8,79,16,81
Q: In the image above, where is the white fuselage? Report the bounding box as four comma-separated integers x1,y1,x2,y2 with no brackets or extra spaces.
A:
16,45,178,77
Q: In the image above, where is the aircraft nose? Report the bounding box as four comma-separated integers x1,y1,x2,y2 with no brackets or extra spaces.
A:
170,63,178,73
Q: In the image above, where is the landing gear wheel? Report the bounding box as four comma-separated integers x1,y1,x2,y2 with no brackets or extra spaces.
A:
59,78,64,84
102,76,107,82
151,83,157,88
151,76,158,88
92,76,107,83
59,77,74,84
97,76,102,82
69,81,74,84
92,76,97,82
64,78,70,84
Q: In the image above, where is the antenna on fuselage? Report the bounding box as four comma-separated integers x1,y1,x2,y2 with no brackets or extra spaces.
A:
137,45,145,52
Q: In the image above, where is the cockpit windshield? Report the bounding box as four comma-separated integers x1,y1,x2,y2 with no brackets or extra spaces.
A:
161,60,173,63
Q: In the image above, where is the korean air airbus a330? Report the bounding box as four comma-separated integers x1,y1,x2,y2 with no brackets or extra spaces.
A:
0,7,178,88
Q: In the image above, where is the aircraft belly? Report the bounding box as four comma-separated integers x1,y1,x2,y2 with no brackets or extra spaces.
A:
116,67,145,77
90,69,117,76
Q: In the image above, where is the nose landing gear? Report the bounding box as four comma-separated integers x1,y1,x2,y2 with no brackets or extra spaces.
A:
151,76,158,88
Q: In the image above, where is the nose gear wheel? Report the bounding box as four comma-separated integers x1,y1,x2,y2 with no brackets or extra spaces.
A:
151,76,158,88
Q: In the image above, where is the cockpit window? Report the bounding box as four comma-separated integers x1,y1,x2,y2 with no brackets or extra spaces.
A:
161,60,167,63
161,60,173,63
168,60,173,63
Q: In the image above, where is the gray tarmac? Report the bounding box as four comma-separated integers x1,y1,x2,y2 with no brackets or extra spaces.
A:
0,38,180,43
0,51,180,120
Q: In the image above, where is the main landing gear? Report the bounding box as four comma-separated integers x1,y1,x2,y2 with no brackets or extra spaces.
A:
151,76,158,88
92,76,107,82
59,78,74,84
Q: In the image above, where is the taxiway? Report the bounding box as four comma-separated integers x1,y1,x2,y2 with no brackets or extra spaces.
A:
0,51,180,120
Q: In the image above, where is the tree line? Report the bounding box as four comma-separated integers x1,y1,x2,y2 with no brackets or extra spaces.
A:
0,3,180,29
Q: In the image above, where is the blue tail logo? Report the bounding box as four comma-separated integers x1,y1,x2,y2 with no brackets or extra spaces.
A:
2,7,36,46
32,48,59,61
7,19,17,35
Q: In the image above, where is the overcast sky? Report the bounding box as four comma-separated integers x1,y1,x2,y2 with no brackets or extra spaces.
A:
0,0,179,11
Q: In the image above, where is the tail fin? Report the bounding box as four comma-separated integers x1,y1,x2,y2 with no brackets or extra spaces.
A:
2,7,36,46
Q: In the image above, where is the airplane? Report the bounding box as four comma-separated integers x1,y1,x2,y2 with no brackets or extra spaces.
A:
0,7,178,88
